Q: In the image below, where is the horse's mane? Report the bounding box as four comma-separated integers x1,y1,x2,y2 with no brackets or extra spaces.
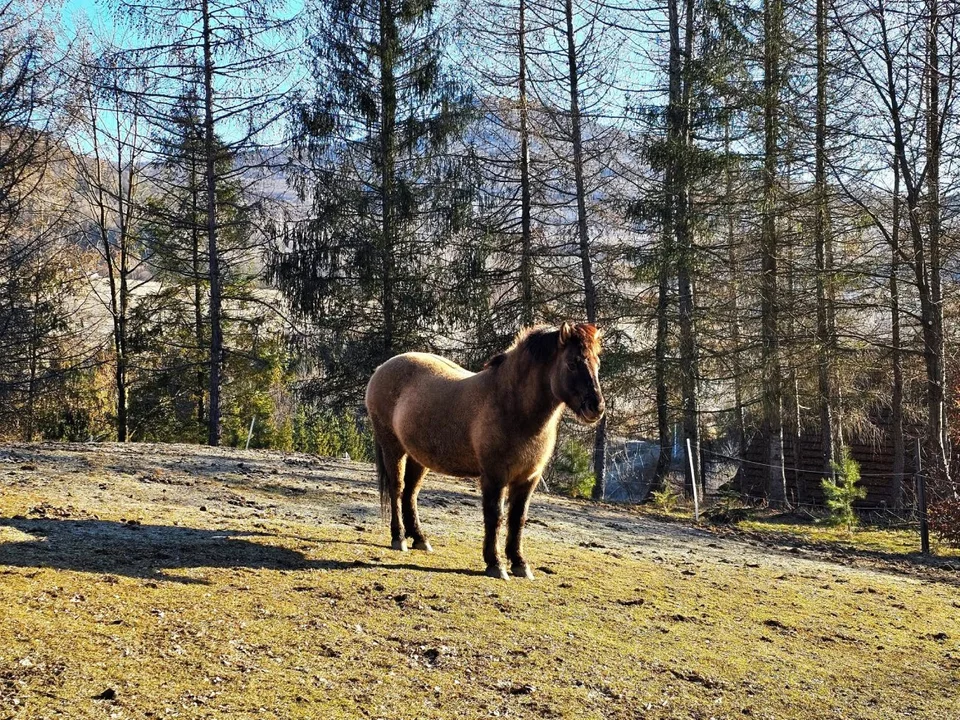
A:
485,323,600,369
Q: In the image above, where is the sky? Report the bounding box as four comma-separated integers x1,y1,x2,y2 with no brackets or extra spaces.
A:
62,0,105,32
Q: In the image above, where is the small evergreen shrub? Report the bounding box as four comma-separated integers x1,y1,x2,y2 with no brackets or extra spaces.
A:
820,448,866,530
928,498,960,547
702,493,753,524
649,486,679,513
549,439,595,498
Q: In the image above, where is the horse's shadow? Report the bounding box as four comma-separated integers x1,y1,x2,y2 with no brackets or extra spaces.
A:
0,516,487,583
0,516,337,583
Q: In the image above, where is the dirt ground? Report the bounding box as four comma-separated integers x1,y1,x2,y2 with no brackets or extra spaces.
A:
0,440,940,580
1,442,958,719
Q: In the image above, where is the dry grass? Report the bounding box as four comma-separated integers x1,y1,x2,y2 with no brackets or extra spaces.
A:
1,444,959,719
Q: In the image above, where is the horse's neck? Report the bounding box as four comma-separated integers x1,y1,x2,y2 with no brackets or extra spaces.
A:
497,355,562,432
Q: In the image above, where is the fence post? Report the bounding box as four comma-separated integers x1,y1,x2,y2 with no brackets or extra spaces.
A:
687,438,700,522
915,438,930,555
245,416,257,451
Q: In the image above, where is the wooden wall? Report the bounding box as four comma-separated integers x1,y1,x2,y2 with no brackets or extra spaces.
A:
736,432,917,509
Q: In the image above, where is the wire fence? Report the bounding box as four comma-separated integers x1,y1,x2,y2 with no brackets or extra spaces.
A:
601,438,941,553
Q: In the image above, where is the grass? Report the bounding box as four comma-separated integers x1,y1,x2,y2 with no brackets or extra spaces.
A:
1,454,959,719
736,516,939,554
631,499,960,560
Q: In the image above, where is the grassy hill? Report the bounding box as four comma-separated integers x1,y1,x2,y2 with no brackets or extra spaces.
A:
0,443,957,719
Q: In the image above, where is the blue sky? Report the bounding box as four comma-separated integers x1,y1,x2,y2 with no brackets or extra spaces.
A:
63,0,103,31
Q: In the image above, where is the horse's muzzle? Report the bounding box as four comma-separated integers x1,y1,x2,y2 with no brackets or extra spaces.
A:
576,398,605,425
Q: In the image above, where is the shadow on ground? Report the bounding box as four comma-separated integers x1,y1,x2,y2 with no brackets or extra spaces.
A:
0,517,488,583
0,517,330,583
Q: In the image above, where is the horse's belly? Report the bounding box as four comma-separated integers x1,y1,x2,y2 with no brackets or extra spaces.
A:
393,394,482,478
397,426,482,478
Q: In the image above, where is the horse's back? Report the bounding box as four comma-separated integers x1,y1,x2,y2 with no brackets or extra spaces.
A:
365,352,484,476
366,353,473,400
396,352,473,380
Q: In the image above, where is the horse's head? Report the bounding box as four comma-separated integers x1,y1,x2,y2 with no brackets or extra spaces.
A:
550,322,605,425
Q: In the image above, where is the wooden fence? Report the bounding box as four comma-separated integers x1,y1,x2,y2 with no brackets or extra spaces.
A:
735,432,916,509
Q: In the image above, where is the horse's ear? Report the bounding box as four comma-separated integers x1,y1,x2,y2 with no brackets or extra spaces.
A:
559,322,574,345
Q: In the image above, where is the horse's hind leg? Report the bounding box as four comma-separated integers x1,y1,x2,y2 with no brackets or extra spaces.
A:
402,460,432,552
506,476,539,579
379,441,409,551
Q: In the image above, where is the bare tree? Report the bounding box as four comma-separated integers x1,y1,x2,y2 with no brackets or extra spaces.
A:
761,0,787,505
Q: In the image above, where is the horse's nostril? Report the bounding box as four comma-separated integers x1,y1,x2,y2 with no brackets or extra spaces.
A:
582,397,604,417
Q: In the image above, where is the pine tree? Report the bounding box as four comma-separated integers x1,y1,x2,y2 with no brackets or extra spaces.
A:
273,0,474,407
134,96,260,442
821,448,865,530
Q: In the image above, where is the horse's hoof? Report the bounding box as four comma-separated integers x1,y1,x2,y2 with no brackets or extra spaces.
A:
511,564,535,580
391,539,409,552
412,539,433,552
485,565,509,580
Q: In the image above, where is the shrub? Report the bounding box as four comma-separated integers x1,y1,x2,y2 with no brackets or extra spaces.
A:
820,448,866,530
928,498,960,547
549,438,595,498
649,486,679,513
292,409,373,462
702,493,753,524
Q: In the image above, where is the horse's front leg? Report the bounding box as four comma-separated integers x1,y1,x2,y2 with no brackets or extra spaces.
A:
480,477,508,580
506,476,539,579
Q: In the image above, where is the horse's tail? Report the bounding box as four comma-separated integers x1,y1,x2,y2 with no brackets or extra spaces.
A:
374,439,389,520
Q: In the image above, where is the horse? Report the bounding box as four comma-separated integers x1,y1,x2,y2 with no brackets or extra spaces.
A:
364,322,604,580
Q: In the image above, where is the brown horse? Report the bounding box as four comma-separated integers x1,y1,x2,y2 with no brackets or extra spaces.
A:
364,322,604,580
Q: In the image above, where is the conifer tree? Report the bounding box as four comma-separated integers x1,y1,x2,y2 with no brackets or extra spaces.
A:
113,0,295,445
134,94,258,442
273,0,474,406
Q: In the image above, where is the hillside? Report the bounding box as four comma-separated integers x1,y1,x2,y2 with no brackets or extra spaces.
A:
0,443,957,719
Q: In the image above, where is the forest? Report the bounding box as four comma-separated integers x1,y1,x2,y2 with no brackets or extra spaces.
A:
1,0,958,517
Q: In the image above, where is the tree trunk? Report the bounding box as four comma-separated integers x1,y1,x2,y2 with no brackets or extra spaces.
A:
891,155,905,510
518,0,533,327
815,0,834,478
652,239,673,495
925,0,951,489
379,0,397,356
785,233,801,501
90,87,130,443
201,0,223,447
192,165,205,434
762,0,787,505
561,0,603,497
115,104,136,443
25,266,40,441
673,0,701,498
725,116,746,491
651,0,687,500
